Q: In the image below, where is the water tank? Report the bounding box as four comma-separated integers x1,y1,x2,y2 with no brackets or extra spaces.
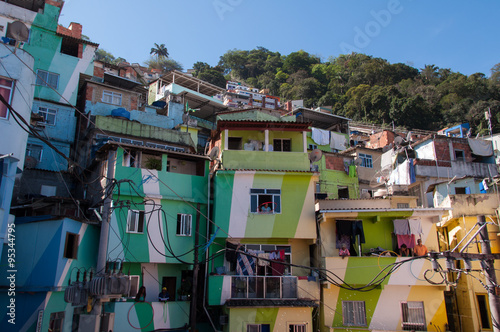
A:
111,108,130,120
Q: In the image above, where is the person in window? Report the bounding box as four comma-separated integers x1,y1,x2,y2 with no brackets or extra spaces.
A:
414,239,428,256
158,287,170,302
339,244,350,258
260,203,272,213
400,244,410,257
135,286,146,302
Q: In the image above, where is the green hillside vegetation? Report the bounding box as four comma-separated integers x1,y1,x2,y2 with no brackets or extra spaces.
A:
191,48,500,135
96,45,500,135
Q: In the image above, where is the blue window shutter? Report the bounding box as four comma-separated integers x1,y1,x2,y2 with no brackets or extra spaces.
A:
274,195,281,213
250,195,257,212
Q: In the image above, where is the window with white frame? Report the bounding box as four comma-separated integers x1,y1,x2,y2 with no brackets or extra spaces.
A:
176,214,192,236
401,301,426,331
102,90,122,105
127,210,145,233
36,69,59,89
36,107,57,125
250,189,281,214
289,324,306,332
358,153,373,168
26,143,43,161
247,324,270,332
128,275,140,298
0,77,13,119
342,301,367,326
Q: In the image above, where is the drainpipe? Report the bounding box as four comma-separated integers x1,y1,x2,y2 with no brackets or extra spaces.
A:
203,170,218,331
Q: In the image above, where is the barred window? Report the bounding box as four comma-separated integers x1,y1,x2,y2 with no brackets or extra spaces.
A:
401,301,426,331
342,301,367,326
177,214,192,236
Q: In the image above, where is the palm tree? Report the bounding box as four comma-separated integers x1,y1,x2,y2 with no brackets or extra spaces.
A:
150,43,169,59
420,64,439,83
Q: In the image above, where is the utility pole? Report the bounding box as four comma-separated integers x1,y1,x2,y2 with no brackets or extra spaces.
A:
190,203,201,331
93,149,116,332
478,216,500,332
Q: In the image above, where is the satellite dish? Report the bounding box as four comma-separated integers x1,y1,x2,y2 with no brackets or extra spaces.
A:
369,165,393,188
394,136,404,146
354,157,363,166
382,143,393,153
6,21,30,42
207,146,220,161
309,149,323,163
182,113,189,124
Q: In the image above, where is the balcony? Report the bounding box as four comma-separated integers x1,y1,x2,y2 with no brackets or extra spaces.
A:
221,150,310,171
231,276,298,299
415,159,498,179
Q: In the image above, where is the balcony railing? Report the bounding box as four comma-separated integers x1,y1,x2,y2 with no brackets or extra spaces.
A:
231,276,297,299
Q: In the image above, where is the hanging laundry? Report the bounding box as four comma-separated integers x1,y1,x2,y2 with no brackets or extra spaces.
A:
351,220,365,244
397,234,416,248
311,128,330,145
257,253,270,266
409,158,416,184
393,219,410,235
330,132,347,151
236,252,255,276
408,218,423,235
348,164,357,178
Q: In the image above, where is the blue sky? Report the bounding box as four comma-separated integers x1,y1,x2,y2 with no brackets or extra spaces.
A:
59,0,500,77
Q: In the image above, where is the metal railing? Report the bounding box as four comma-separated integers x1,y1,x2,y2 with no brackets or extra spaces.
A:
230,276,297,299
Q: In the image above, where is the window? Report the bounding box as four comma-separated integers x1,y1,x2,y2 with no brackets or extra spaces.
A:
41,185,56,197
273,139,291,152
397,203,410,209
338,186,349,199
102,90,122,105
455,187,467,195
128,275,140,298
476,294,491,329
60,37,79,57
228,137,242,150
342,301,367,326
247,324,270,332
308,144,318,150
127,210,145,233
401,301,426,331
250,189,281,214
0,77,13,119
358,153,373,168
49,311,65,332
289,324,306,332
63,232,79,259
176,214,192,236
123,150,139,168
36,69,59,89
36,107,57,125
454,149,464,161
26,143,43,161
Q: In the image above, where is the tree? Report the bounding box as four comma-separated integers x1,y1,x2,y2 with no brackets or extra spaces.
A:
150,43,169,59
144,57,183,72
95,49,116,63
420,64,439,84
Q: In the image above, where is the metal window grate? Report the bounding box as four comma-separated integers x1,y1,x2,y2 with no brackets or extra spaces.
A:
401,301,426,331
342,301,367,326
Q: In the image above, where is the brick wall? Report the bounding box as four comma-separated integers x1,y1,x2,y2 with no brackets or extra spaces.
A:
94,66,104,78
325,154,345,171
434,140,451,161
451,141,472,162
85,86,94,101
